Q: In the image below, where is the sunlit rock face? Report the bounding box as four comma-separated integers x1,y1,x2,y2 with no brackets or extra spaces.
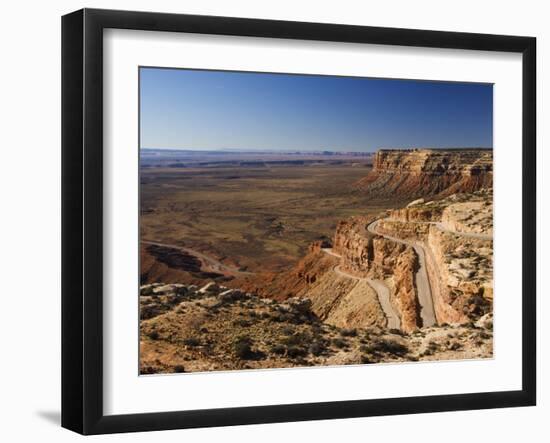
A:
355,148,492,198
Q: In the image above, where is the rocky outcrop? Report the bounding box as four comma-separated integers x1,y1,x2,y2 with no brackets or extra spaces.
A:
426,226,493,323
333,216,374,276
372,238,420,332
332,217,422,332
140,282,493,374
235,241,339,302
355,148,492,199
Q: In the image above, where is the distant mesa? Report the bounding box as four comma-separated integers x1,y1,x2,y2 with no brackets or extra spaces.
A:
355,148,493,199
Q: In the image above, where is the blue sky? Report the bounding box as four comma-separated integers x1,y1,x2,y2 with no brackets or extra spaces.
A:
139,67,493,152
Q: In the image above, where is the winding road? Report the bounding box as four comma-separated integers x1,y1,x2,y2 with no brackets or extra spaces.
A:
322,248,400,329
366,220,437,327
365,217,492,328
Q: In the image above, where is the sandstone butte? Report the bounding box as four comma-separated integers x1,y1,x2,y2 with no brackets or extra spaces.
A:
140,148,494,373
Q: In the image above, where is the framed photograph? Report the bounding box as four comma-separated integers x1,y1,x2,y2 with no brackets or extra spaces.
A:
62,8,536,435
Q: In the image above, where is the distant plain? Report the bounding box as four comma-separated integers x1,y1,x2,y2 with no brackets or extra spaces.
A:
140,153,397,274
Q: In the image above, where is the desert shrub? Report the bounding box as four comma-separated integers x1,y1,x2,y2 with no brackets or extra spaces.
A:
147,330,160,340
173,365,185,373
140,286,154,296
219,292,236,305
183,337,200,347
272,312,294,323
286,346,307,358
372,339,408,356
187,316,206,333
427,340,438,350
389,328,407,336
292,315,309,325
281,332,309,347
234,336,254,359
223,291,247,303
281,326,295,336
281,313,296,323
270,344,286,355
174,286,189,296
140,304,170,320
467,295,491,317
167,295,181,306
340,328,357,337
477,331,491,340
360,355,372,364
449,342,462,351
310,323,323,334
308,341,325,356
232,319,251,328
359,344,372,353
332,338,347,349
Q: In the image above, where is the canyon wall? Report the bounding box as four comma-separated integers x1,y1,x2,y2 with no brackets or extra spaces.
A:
376,191,494,324
332,216,373,276
326,217,423,332
355,149,493,199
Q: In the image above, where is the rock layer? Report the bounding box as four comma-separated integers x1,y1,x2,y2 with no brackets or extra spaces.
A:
355,148,492,198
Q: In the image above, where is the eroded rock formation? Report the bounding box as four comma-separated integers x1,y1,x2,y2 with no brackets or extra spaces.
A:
355,148,492,198
377,191,494,324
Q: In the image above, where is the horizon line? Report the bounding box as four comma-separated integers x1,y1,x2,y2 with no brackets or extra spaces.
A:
140,146,494,153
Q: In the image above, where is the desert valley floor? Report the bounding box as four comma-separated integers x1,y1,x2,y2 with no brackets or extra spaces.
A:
139,148,494,373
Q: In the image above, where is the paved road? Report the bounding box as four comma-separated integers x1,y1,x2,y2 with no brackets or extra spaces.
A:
142,240,254,276
322,249,400,329
367,220,437,327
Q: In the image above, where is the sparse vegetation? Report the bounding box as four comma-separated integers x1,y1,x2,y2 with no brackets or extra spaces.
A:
183,337,200,347
147,330,160,340
308,341,326,356
233,336,255,360
139,283,493,373
332,338,348,349
340,328,357,337
449,342,461,351
371,338,409,356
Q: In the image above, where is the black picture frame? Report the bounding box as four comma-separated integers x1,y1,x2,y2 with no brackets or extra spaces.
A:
62,8,536,435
